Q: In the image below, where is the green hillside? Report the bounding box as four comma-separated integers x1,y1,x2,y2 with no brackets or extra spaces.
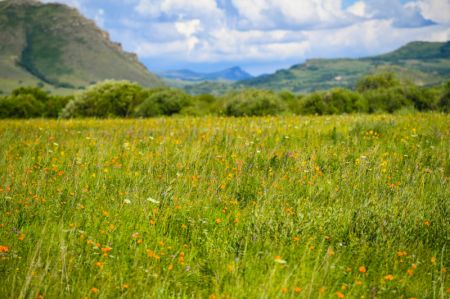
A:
0,0,163,94
236,41,450,93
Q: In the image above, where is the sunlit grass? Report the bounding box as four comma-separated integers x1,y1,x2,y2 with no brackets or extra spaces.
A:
0,114,448,298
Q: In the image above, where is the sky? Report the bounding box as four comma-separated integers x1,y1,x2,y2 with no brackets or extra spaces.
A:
40,0,450,75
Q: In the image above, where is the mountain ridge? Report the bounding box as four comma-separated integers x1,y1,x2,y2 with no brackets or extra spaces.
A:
234,41,450,93
0,0,163,93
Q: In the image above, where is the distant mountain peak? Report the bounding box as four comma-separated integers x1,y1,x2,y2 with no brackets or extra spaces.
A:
160,66,253,82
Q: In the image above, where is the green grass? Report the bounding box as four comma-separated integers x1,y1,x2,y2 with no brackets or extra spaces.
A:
0,114,449,298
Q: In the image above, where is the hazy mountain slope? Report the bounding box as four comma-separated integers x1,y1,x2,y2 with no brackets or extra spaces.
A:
160,66,253,82
237,41,450,93
0,0,163,93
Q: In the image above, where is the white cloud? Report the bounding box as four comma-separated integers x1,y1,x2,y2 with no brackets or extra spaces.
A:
414,0,450,24
36,0,450,73
347,1,370,18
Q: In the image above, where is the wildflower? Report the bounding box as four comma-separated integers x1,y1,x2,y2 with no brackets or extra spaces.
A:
358,266,367,273
102,211,109,217
0,245,9,253
274,256,287,264
384,274,394,281
336,291,345,298
121,284,129,290
431,256,436,265
423,220,430,226
18,234,26,241
397,251,407,257
181,224,187,229
407,269,414,276
294,287,302,293
95,262,104,268
355,280,363,286
90,287,99,294
101,247,112,253
215,218,222,224
233,218,239,224
327,247,335,256
146,197,160,204
168,264,174,271
281,287,288,294
227,263,234,273
293,236,300,242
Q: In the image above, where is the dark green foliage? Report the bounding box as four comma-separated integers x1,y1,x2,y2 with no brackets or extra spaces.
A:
0,86,72,118
439,81,450,112
61,81,145,118
0,94,44,118
44,95,72,118
12,86,50,102
135,89,192,117
224,89,287,116
300,88,367,115
356,72,401,92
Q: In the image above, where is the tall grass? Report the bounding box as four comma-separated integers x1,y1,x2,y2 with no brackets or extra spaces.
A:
0,114,448,298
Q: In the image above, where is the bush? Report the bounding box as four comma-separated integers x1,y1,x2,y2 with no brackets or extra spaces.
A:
439,81,450,112
356,72,401,92
0,94,45,118
61,81,145,118
12,86,50,103
44,95,73,118
300,88,367,115
224,89,287,116
135,89,192,117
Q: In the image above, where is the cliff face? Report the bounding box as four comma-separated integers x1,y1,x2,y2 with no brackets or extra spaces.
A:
0,0,164,92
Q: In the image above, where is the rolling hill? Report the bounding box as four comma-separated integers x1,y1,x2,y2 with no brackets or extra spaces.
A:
236,41,450,93
0,0,163,94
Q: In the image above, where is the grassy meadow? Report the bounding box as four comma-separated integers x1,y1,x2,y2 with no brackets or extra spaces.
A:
0,114,449,298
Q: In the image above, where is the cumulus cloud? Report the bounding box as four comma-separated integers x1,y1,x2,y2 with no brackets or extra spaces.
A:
36,0,450,73
413,0,450,24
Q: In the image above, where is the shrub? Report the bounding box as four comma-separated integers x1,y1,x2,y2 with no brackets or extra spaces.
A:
44,95,73,118
356,72,401,92
12,86,50,103
0,94,45,118
61,81,145,118
300,88,367,115
224,89,286,116
439,81,450,112
135,89,192,117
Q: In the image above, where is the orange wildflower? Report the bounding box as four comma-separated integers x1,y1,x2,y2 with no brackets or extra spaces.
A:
215,218,222,224
90,287,99,294
336,291,345,298
101,247,112,253
384,274,394,281
358,266,367,273
281,287,288,294
0,245,9,253
294,287,302,293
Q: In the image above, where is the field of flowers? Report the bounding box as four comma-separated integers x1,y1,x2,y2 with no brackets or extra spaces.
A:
0,114,448,298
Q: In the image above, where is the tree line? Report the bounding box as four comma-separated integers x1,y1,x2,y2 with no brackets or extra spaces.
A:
0,72,449,119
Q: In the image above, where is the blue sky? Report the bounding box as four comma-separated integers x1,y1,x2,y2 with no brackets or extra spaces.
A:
41,0,450,75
